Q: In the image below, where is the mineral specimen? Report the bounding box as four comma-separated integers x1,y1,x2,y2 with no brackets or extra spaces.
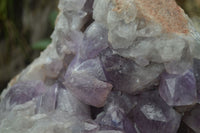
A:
1,0,200,133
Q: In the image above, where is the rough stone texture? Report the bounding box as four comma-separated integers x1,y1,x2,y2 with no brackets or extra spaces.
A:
1,0,200,132
134,0,189,34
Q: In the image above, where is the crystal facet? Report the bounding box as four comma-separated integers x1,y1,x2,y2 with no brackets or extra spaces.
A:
128,90,181,133
159,70,197,106
100,48,163,93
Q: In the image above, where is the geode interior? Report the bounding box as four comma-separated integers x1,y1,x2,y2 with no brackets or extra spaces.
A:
1,0,200,133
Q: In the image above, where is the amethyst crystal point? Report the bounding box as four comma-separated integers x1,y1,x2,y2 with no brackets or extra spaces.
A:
2,81,46,110
100,48,163,93
61,21,112,108
183,105,200,133
80,22,109,60
64,72,112,107
64,56,112,107
74,57,107,81
96,105,136,133
159,69,197,106
128,90,181,133
96,106,125,130
95,91,137,133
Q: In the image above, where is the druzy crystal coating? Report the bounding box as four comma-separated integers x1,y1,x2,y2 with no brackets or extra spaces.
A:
1,0,200,133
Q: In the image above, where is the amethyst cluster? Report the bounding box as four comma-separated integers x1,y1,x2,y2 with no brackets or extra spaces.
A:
1,0,200,133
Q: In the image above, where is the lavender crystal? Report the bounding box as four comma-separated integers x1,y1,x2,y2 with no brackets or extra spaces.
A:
128,90,181,133
159,70,198,106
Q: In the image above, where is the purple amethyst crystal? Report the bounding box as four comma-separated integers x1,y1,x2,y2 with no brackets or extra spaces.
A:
2,81,46,110
96,105,125,130
128,90,181,133
159,70,197,106
96,104,136,133
80,22,109,61
95,92,137,133
62,25,112,107
64,71,112,107
100,48,163,93
63,55,112,107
